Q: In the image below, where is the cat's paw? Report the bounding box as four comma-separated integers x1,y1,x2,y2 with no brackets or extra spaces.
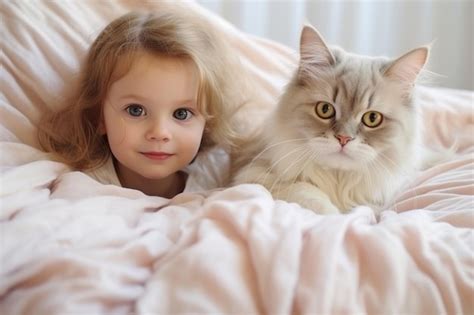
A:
299,198,341,215
274,181,342,215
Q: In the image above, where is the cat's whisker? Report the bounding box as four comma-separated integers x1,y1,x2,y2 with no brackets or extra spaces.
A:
377,152,412,178
258,146,303,186
283,150,320,202
376,152,401,170
368,155,395,179
271,148,313,196
243,138,307,183
248,138,307,166
270,150,308,196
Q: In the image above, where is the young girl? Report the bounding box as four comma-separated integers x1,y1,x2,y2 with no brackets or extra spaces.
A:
38,8,247,198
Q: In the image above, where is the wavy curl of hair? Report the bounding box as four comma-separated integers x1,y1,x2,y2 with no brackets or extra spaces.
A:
38,8,245,170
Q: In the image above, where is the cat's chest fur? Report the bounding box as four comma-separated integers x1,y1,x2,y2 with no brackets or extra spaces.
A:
293,161,399,211
262,142,410,213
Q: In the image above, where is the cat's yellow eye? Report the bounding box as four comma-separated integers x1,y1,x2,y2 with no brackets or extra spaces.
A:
315,102,335,119
362,111,384,128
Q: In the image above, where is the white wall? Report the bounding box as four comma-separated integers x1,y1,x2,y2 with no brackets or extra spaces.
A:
197,0,473,90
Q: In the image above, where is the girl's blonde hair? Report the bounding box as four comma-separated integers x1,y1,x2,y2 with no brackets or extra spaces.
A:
38,8,245,170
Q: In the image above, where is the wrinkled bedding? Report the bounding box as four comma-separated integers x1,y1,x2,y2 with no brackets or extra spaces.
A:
1,1,473,314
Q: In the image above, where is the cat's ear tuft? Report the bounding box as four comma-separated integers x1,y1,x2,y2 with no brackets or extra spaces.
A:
300,24,335,67
383,46,430,86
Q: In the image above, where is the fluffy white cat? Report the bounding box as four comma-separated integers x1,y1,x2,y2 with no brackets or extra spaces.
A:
231,25,430,214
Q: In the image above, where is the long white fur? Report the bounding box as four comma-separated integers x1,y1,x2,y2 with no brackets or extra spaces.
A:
233,25,429,214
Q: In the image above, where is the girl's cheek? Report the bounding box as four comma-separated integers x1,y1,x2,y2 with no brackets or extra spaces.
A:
107,123,128,145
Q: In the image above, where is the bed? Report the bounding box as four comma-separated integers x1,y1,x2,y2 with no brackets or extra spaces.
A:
1,1,473,314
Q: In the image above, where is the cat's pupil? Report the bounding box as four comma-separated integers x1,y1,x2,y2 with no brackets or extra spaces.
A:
369,112,377,122
322,104,329,113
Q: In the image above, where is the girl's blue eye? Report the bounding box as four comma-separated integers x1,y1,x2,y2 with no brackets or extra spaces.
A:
125,104,145,117
173,108,193,120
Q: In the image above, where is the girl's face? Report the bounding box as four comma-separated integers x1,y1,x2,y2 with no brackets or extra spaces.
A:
102,52,205,185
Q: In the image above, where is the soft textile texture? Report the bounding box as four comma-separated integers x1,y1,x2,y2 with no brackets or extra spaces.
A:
1,1,473,314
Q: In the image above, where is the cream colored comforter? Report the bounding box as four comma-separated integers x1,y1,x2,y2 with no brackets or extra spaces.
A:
1,1,473,314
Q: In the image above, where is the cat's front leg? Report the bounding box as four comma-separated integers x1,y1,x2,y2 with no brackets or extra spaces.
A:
272,181,341,215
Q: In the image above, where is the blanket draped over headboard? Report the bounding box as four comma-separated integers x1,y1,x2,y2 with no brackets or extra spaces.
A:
1,1,473,314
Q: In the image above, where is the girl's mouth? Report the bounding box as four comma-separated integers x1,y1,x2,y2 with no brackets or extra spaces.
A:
141,152,174,160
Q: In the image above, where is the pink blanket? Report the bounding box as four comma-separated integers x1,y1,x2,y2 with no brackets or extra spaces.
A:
1,1,473,314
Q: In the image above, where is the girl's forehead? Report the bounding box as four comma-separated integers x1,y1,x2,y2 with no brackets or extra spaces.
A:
112,50,198,82
106,51,201,103
104,50,207,113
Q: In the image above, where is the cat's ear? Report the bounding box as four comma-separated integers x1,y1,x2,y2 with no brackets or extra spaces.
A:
300,24,335,67
383,46,429,86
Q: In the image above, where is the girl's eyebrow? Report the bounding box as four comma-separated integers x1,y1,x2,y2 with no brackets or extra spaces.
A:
174,99,197,106
118,94,197,107
118,94,149,102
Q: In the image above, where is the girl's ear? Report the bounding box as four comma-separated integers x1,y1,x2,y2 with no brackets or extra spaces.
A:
97,106,107,135
98,118,106,135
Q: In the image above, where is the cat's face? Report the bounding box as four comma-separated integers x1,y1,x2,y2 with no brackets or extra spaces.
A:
273,26,428,171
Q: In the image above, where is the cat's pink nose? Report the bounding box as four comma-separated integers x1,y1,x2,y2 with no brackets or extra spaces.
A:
336,134,353,146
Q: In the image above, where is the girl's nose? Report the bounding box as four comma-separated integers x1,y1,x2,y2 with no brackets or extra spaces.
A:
146,121,172,142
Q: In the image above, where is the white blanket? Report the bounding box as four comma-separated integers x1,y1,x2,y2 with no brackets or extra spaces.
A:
1,1,473,314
